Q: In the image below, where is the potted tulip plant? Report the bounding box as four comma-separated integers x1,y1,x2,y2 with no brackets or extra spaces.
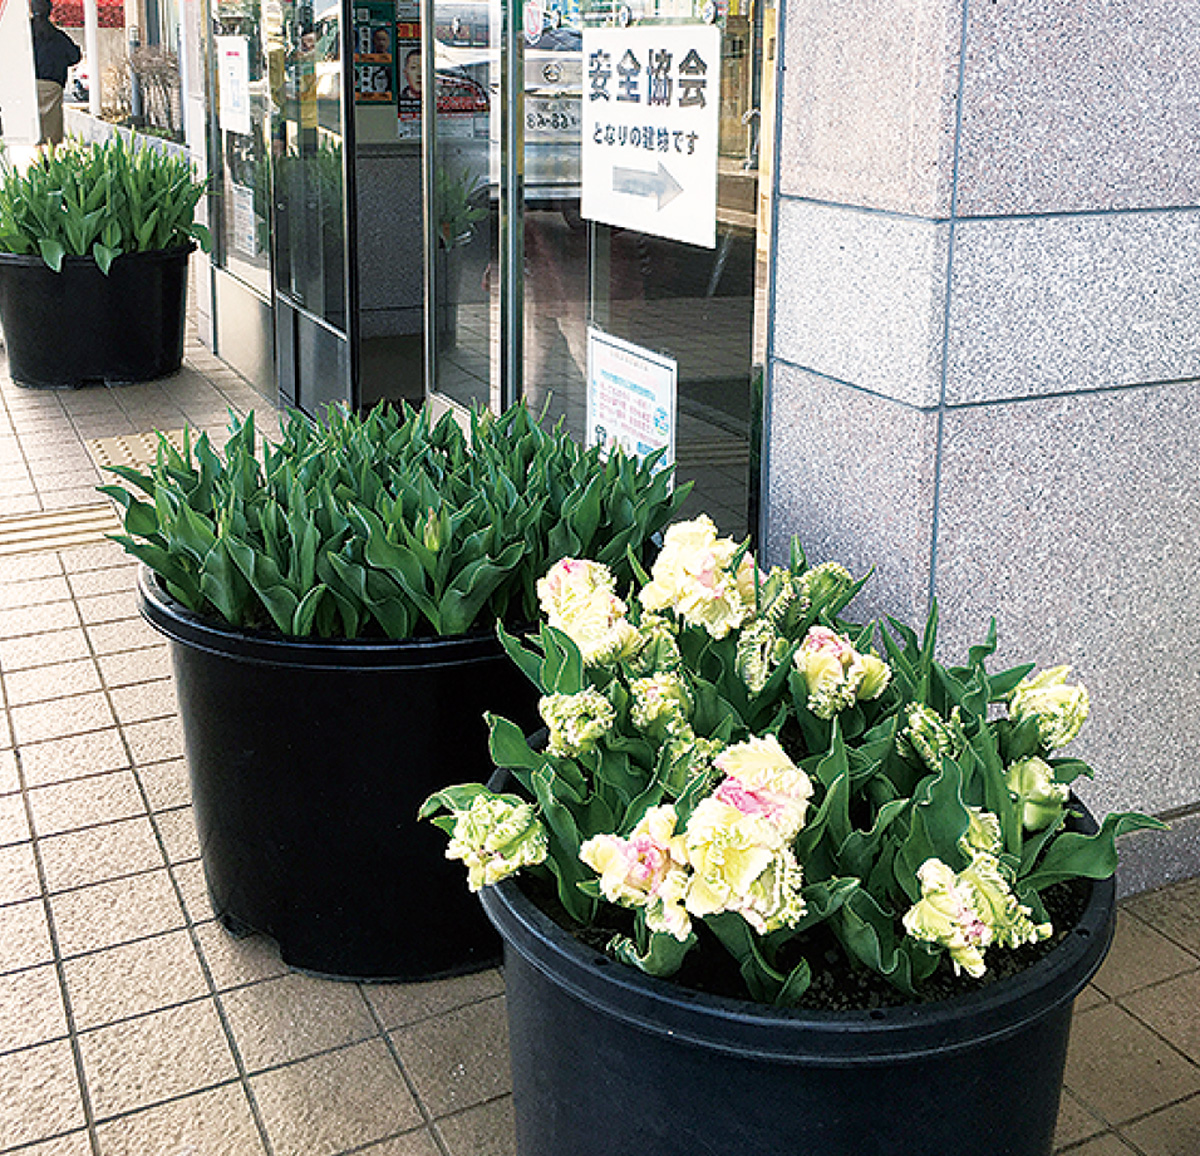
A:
100,400,689,980
425,515,1164,1156
0,135,210,387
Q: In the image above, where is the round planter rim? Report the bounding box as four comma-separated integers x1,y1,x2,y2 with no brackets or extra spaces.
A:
137,563,520,671
480,832,1115,1067
0,241,197,270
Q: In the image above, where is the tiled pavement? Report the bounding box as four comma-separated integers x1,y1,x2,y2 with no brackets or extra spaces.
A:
1,319,1199,1155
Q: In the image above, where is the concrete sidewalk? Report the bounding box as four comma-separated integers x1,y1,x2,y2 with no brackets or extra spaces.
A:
0,325,1197,1155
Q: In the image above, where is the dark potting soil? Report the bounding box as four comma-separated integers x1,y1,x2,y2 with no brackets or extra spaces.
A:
524,873,1091,1011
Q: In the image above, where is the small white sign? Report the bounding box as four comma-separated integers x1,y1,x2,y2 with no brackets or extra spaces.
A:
586,326,677,470
0,0,40,145
231,183,258,256
581,25,721,249
216,36,252,137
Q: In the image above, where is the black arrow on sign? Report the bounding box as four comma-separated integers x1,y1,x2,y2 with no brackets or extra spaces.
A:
612,162,684,210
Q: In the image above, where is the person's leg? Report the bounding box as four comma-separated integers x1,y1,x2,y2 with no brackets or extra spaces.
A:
36,80,66,145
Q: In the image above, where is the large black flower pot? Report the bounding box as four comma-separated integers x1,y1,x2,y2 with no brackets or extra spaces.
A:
480,819,1116,1156
0,245,193,388
139,568,538,981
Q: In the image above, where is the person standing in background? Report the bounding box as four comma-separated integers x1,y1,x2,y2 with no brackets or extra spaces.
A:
30,0,80,146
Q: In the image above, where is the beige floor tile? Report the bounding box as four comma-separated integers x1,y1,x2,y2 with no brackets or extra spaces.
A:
0,791,30,847
1122,971,1200,1064
39,816,166,892
0,601,80,641
96,645,172,690
10,691,117,746
51,868,187,957
171,859,215,924
0,575,73,610
77,593,139,628
1125,878,1200,959
20,729,131,788
109,679,176,726
0,749,17,794
0,1039,87,1149
0,627,91,673
85,617,162,656
1056,1088,1108,1148
3,658,103,707
0,962,68,1052
79,999,239,1119
153,807,201,863
27,770,146,838
194,922,289,991
137,758,191,812
435,1096,516,1156
389,995,510,1119
13,1131,95,1155
59,542,130,573
218,973,379,1072
0,841,42,905
94,1081,268,1156
355,1128,443,1156
365,969,507,1032
250,1038,422,1156
1120,1092,1200,1155
64,929,210,1031
1091,913,1200,999
1059,1136,1140,1155
0,554,63,584
1066,1003,1200,1124
0,896,54,974
66,565,138,600
122,716,185,765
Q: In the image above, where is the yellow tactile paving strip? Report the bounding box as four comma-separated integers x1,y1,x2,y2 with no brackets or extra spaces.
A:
84,428,188,472
0,504,121,556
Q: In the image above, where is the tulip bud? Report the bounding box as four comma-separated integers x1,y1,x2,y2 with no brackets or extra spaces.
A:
1009,666,1089,750
1006,756,1070,832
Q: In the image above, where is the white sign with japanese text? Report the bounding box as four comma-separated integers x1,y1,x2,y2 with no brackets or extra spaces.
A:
581,25,721,249
586,326,677,471
216,36,252,137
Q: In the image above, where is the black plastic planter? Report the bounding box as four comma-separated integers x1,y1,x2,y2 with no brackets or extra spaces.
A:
0,245,193,388
480,818,1116,1156
139,568,539,981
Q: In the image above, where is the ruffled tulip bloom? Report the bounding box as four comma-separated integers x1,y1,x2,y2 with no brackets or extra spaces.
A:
537,558,640,665
959,852,1052,949
445,794,549,891
1009,665,1089,750
579,806,692,940
682,797,806,934
795,627,892,720
1006,756,1071,832
630,673,693,739
638,515,757,640
712,734,814,840
540,688,616,757
898,703,963,771
902,858,992,978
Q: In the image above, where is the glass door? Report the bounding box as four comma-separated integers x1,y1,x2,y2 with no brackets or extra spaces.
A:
264,0,353,411
427,0,774,541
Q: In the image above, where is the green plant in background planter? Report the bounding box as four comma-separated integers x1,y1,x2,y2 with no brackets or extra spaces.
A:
425,515,1164,1156
0,135,210,386
434,165,488,349
101,400,691,980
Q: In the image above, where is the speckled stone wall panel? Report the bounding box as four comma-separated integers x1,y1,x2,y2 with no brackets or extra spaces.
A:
356,153,424,316
763,362,938,627
955,0,1200,216
773,199,949,406
777,0,961,217
943,210,1200,405
932,382,1200,816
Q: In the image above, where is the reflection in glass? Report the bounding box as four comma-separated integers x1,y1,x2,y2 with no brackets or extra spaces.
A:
213,0,271,296
266,0,348,331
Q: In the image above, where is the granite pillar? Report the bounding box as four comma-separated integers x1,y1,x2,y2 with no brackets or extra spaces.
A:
764,0,1200,890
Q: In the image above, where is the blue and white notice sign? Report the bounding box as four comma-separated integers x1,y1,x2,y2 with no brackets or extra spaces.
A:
581,25,721,249
586,326,677,472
